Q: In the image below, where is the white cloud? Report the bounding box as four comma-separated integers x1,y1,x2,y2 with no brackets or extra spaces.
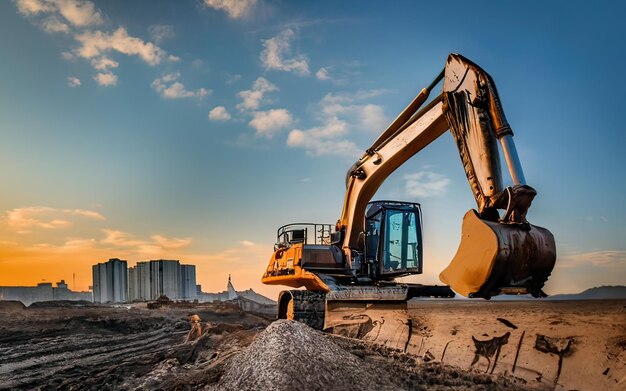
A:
159,83,209,99
151,234,192,250
14,2,180,88
286,90,388,157
315,67,330,80
5,207,70,231
93,72,117,86
226,73,241,84
403,171,451,198
3,206,104,233
74,27,167,66
260,28,310,76
556,250,626,269
151,72,210,99
317,91,388,131
14,0,55,16
148,24,175,44
203,0,257,19
41,16,69,33
237,77,277,111
321,89,387,105
101,229,192,254
55,0,103,27
240,240,255,247
17,0,103,27
249,109,293,138
64,208,105,220
67,76,81,87
209,106,232,121
360,104,387,130
90,56,118,71
159,72,179,83
287,118,360,156
61,51,75,60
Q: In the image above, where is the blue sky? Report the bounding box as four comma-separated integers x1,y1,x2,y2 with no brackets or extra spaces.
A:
0,0,624,297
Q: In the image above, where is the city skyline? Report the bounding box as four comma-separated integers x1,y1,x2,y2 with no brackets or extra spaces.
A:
1,1,625,299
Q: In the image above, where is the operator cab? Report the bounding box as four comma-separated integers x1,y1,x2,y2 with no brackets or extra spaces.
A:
365,201,423,279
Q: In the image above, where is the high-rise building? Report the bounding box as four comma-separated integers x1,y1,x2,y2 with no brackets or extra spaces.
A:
127,260,196,301
92,258,128,303
181,264,197,300
128,261,151,301
151,259,180,299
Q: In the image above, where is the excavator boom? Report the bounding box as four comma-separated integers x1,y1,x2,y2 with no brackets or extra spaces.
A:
335,53,555,298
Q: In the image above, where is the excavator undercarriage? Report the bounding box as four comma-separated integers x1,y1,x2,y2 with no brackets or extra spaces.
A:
278,285,454,350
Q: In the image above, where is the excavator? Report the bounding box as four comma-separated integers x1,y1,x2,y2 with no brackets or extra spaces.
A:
262,53,556,348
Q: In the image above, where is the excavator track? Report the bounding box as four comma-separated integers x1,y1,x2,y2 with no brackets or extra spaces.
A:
277,290,326,330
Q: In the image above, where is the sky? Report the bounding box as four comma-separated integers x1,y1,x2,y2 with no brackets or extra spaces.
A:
1,0,625,299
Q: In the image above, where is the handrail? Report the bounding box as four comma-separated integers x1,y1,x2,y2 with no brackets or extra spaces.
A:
276,223,335,246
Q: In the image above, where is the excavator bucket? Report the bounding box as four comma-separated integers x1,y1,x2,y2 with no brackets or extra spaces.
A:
439,210,556,299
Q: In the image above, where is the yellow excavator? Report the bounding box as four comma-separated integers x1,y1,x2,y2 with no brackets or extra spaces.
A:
262,53,556,348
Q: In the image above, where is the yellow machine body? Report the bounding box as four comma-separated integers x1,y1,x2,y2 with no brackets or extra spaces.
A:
262,243,330,292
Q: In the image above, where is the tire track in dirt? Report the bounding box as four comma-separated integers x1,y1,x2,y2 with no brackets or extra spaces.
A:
0,329,183,389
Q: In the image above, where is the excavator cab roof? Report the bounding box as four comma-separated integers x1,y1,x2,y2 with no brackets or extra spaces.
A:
365,200,421,219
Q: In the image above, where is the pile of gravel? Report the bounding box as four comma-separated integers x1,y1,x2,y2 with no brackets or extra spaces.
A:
210,319,399,391
208,320,539,391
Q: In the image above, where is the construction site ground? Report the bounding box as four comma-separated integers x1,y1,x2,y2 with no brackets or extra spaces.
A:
0,299,624,390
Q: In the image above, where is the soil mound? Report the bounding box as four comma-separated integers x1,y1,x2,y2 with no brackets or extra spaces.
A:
28,300,94,308
211,320,534,391
213,320,383,390
0,301,25,312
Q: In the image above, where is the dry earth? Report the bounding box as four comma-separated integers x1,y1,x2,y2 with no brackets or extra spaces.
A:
405,299,626,390
0,301,269,390
0,299,623,390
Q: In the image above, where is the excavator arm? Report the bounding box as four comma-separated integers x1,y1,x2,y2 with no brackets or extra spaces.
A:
336,53,556,298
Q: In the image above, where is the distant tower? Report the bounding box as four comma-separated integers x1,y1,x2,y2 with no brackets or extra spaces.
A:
227,274,237,300
92,258,128,303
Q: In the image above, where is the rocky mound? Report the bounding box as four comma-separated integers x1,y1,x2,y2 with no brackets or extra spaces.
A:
0,301,25,312
28,300,95,308
210,320,537,391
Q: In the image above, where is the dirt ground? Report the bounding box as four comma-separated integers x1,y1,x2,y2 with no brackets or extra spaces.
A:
0,301,270,390
405,299,626,390
0,299,623,390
